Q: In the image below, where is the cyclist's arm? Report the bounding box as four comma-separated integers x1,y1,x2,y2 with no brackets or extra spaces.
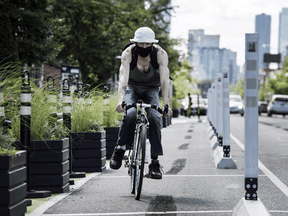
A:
157,48,170,106
118,47,131,105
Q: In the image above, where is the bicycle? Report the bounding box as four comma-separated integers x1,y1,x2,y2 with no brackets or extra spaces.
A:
123,100,168,200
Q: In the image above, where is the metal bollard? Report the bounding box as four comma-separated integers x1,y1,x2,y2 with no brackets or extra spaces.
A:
47,76,57,127
0,80,4,124
20,71,51,198
187,93,192,118
62,79,72,130
222,68,230,157
197,93,201,122
212,69,237,169
233,33,269,216
216,73,223,146
207,88,211,124
211,83,216,133
244,34,259,200
20,71,32,189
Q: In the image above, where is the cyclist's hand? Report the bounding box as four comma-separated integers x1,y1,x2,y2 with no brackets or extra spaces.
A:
163,105,173,117
115,102,125,113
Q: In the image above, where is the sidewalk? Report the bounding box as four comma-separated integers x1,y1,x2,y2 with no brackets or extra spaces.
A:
26,115,266,216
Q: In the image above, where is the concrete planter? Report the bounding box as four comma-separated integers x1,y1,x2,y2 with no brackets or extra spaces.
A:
0,150,27,216
30,138,70,193
70,131,106,172
104,127,119,159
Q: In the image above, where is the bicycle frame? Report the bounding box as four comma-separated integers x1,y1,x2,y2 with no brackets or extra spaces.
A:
124,101,162,200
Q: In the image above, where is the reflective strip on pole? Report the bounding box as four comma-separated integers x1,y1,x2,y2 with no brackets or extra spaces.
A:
47,95,57,103
63,106,72,113
20,93,32,103
20,106,31,115
62,96,72,104
0,107,4,117
222,67,231,156
207,88,211,121
213,82,217,133
211,83,216,129
0,93,3,103
244,33,259,200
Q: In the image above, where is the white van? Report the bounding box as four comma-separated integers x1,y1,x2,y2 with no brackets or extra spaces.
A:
267,94,288,117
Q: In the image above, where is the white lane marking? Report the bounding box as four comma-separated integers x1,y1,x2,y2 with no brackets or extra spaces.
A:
96,174,266,179
230,133,288,198
43,210,233,215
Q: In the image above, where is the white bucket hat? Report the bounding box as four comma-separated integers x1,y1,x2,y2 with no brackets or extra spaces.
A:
130,27,159,43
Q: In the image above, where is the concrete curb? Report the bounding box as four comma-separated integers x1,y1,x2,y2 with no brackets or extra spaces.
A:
233,197,271,216
210,135,218,150
213,146,237,169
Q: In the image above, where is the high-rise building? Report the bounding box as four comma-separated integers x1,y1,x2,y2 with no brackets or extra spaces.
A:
278,8,288,63
255,13,271,69
188,30,238,84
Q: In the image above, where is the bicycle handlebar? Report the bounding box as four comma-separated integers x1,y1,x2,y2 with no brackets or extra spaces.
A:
122,102,165,114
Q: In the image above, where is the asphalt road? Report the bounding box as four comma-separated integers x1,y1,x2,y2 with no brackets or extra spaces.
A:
33,114,288,216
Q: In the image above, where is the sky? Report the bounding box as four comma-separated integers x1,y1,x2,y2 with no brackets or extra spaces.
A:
169,0,288,72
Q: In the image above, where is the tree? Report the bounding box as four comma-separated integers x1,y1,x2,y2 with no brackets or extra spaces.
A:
268,56,288,95
230,76,244,98
172,60,196,99
0,7,19,63
50,0,181,87
1,0,52,66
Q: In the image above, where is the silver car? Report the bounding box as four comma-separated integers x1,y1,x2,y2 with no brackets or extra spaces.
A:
229,94,244,116
267,94,288,117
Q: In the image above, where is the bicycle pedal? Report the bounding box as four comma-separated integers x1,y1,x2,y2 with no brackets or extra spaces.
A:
124,160,129,168
145,173,151,178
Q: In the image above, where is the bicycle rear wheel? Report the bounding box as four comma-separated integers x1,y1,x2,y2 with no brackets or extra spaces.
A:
134,125,146,200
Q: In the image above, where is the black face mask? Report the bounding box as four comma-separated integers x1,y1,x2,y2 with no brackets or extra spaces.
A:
136,45,152,57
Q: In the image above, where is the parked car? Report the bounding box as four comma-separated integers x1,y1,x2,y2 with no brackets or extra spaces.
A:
229,94,244,116
258,101,268,115
267,94,288,117
180,94,207,116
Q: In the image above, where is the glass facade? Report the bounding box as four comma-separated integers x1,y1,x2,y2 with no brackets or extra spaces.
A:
188,30,238,84
255,13,271,69
278,8,288,63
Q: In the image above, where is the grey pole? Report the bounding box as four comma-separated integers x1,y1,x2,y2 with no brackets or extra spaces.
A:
20,70,51,198
62,79,72,130
0,80,4,124
244,34,259,200
233,33,269,216
222,68,231,157
47,76,57,127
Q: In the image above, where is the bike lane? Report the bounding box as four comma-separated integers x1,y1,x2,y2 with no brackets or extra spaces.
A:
28,116,288,216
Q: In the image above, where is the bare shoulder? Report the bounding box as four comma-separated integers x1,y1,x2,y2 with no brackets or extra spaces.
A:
155,44,168,65
121,44,134,64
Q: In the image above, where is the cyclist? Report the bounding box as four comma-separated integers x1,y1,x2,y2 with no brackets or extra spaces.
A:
110,27,172,179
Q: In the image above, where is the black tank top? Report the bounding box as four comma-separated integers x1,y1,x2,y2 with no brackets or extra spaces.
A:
128,44,161,90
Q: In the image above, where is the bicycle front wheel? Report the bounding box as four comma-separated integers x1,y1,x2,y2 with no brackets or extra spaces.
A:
134,125,147,200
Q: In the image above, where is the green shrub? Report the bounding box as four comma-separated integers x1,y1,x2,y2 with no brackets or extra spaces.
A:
102,94,123,128
71,89,103,132
0,123,17,156
172,97,180,110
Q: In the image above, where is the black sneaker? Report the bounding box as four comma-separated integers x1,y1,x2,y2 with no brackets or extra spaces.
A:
148,159,162,179
110,146,125,170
